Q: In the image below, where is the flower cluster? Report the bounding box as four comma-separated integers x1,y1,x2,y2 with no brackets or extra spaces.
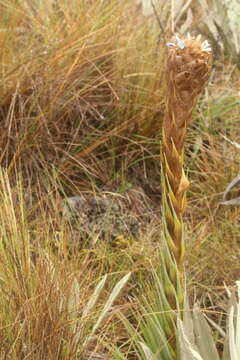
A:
167,34,211,52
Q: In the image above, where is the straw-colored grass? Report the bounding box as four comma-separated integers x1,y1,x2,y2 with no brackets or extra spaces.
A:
0,0,165,195
0,168,135,359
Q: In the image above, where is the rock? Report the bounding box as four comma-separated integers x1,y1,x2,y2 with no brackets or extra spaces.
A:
61,192,142,244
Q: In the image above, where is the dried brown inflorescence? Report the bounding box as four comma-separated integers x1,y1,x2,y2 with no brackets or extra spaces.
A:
158,34,212,357
162,34,212,267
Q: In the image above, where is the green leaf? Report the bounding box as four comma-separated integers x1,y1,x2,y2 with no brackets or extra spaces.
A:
192,305,220,360
228,281,240,360
139,341,155,360
85,272,131,346
71,274,108,347
236,281,240,357
182,297,195,345
82,274,107,319
177,317,204,360
223,280,239,360
229,306,238,360
68,278,80,319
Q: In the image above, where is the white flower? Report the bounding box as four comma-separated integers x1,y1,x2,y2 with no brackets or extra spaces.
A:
166,34,211,52
166,34,185,49
201,40,211,52
175,34,185,49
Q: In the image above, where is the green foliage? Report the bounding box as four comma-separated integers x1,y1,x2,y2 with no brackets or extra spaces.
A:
119,265,178,360
178,281,240,360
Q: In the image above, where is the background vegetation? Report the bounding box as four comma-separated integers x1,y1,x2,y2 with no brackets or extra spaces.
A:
0,0,239,358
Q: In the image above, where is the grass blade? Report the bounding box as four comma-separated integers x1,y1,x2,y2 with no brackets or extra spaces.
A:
84,273,131,346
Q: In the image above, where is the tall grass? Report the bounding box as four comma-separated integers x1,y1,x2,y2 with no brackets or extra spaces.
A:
0,168,132,359
0,0,166,194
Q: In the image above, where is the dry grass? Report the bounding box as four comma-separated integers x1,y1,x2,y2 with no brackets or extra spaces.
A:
186,63,240,289
0,0,166,195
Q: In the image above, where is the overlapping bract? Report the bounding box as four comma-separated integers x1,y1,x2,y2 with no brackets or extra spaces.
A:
160,34,212,355
162,34,212,266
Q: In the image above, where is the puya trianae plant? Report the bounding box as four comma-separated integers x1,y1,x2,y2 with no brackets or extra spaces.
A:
159,33,212,355
115,34,212,360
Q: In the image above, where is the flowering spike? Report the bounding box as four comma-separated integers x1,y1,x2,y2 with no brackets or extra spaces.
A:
160,34,212,351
